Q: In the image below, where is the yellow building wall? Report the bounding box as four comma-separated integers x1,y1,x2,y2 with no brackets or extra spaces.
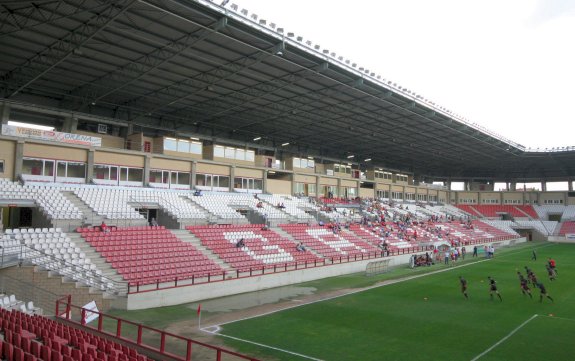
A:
94,151,144,167
149,158,191,172
319,177,338,186
294,174,317,183
341,179,358,187
24,143,88,162
235,168,263,178
267,179,291,194
359,188,374,198
196,163,230,175
0,140,16,179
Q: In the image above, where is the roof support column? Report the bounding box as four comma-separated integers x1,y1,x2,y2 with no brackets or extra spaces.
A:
61,116,78,133
541,181,547,192
14,141,24,181
143,155,150,186
229,166,235,192
86,149,94,183
568,180,573,192
315,176,320,199
336,177,341,198
262,170,268,194
0,102,10,125
191,161,197,191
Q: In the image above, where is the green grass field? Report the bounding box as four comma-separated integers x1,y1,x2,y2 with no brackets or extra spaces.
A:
215,242,575,361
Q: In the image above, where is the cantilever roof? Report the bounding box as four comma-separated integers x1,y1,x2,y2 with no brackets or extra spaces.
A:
1,0,574,181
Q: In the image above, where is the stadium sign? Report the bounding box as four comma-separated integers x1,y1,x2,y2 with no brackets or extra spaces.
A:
1,124,101,147
566,233,575,241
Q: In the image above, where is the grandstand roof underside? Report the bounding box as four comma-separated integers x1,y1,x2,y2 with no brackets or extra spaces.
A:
1,0,574,181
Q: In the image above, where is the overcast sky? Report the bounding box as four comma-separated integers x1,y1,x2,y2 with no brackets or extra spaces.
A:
231,0,575,149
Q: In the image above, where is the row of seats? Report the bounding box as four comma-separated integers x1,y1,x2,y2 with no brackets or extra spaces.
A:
188,225,321,271
456,205,538,219
1,228,115,293
80,228,224,285
0,308,152,361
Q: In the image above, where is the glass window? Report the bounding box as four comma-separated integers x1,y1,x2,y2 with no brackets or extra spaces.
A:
190,142,202,154
293,158,300,168
225,147,235,159
177,172,190,185
177,140,190,153
67,162,86,178
235,149,245,160
129,168,143,182
254,179,263,190
246,150,255,161
196,174,206,186
120,167,128,181
0,160,4,173
300,159,308,168
57,162,67,177
217,176,229,188
164,138,177,151
214,146,225,157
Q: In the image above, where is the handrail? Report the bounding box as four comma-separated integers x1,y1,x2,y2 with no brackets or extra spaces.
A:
2,242,128,296
55,295,261,361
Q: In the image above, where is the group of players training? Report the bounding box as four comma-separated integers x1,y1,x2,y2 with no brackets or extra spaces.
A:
458,254,557,303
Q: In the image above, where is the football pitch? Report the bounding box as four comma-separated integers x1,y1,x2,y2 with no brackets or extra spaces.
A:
212,242,575,361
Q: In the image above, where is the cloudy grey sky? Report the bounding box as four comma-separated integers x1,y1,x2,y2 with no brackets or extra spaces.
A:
231,0,575,149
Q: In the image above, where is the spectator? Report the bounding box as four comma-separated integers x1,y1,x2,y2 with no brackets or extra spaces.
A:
296,242,306,252
149,218,158,227
193,189,202,196
100,221,110,233
236,238,245,248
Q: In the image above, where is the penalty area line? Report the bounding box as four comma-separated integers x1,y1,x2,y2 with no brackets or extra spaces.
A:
213,332,324,361
470,314,538,361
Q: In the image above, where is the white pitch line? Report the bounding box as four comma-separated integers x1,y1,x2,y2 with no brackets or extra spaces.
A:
215,332,324,361
470,314,538,361
208,242,553,329
207,258,492,329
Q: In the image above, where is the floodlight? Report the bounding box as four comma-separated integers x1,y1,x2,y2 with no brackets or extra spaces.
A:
259,19,266,25
253,136,261,141
364,158,372,162
281,142,290,146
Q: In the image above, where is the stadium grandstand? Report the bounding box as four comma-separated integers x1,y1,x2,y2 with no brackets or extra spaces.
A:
1,0,575,360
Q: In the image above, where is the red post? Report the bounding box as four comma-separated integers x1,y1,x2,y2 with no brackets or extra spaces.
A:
81,308,86,326
98,314,103,331
66,295,71,319
160,333,166,353
216,349,222,361
137,325,142,344
116,319,122,338
186,340,192,361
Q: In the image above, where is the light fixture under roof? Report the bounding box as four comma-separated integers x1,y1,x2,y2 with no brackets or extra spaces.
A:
347,155,355,159
190,137,199,140
281,142,290,146
253,136,261,141
364,158,371,162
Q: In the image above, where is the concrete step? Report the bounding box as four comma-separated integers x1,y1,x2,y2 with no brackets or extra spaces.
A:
170,229,233,269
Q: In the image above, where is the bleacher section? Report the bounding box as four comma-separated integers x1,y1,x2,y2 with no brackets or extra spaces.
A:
455,205,483,218
259,194,314,221
280,224,380,258
481,220,520,236
186,193,247,222
1,228,117,293
74,188,145,220
456,205,538,219
561,206,575,221
188,224,321,270
559,221,575,236
79,226,224,286
0,308,152,361
0,179,82,220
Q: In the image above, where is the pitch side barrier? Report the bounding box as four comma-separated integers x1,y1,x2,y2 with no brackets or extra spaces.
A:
126,236,517,294
55,295,260,361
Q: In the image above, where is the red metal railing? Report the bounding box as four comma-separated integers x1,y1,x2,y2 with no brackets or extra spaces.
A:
125,235,516,294
55,296,260,361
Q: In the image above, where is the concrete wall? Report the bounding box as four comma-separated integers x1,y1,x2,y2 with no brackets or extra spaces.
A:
125,237,526,310
0,265,114,315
